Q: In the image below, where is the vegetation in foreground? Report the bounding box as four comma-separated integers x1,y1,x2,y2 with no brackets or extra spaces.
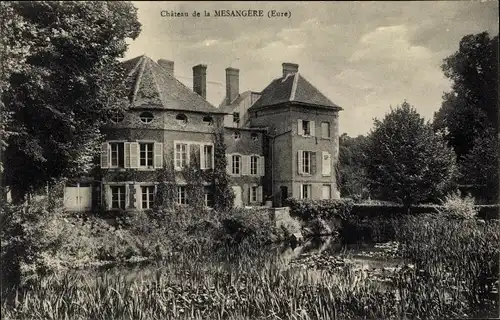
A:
2,206,498,320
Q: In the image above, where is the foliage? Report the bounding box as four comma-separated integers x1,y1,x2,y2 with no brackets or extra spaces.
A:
219,208,277,246
436,190,478,220
337,133,370,199
212,126,234,212
459,127,499,202
434,32,498,160
1,1,141,202
365,101,457,207
287,198,354,221
183,149,205,211
398,215,499,317
154,160,176,210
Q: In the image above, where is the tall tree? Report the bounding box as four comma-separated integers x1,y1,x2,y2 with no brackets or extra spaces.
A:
337,133,370,199
366,101,457,208
1,1,141,202
434,32,498,159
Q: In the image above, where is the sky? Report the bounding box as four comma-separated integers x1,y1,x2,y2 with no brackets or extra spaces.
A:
123,1,499,136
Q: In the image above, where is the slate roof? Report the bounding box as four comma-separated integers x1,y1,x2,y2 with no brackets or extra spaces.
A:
248,72,342,110
120,55,225,114
218,91,252,112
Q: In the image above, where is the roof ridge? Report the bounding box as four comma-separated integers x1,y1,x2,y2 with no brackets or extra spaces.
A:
131,57,147,103
289,72,299,101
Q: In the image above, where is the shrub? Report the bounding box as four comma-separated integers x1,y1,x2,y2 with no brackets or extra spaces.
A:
287,198,354,221
219,207,277,246
436,190,478,219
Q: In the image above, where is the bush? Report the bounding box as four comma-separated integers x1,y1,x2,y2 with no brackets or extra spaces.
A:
436,190,478,219
219,207,277,246
287,198,354,221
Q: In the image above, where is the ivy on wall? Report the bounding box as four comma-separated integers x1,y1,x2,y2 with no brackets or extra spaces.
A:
212,126,234,212
154,159,177,210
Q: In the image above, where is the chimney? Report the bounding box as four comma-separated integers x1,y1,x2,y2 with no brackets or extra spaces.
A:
192,64,207,99
282,62,299,77
225,67,239,105
157,59,174,75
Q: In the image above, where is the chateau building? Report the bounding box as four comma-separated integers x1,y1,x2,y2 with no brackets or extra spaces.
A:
63,55,342,211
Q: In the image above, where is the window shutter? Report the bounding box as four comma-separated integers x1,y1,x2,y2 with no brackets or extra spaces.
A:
187,144,191,167
311,152,317,175
154,142,163,168
243,184,249,205
130,142,139,168
299,184,303,199
200,145,205,169
297,119,303,136
322,151,331,176
136,185,142,210
124,143,131,168
257,186,263,203
101,142,109,168
242,155,250,175
310,121,316,137
125,184,130,208
259,156,265,176
106,185,112,209
297,150,303,175
226,154,231,174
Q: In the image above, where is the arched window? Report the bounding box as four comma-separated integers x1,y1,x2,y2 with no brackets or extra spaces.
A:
176,113,188,126
139,111,154,124
110,110,125,123
251,132,258,141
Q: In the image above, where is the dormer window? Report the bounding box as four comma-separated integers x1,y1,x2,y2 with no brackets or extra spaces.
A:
233,131,241,140
109,110,125,123
140,112,154,124
176,113,188,126
233,112,240,124
203,115,213,126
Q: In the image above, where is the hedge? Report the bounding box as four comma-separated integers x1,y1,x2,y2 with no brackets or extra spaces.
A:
287,198,499,221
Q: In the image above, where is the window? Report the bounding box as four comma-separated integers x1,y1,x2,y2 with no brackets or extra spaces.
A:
250,156,259,175
322,184,331,200
250,186,258,202
111,186,126,209
177,186,187,205
233,112,240,123
176,113,188,126
302,151,312,174
232,155,241,175
202,116,213,125
203,145,213,169
175,143,188,169
140,112,154,123
301,184,312,199
302,120,311,136
110,110,125,123
233,131,241,140
141,186,155,209
204,187,214,208
110,143,124,168
139,143,154,167
251,132,258,141
321,122,330,138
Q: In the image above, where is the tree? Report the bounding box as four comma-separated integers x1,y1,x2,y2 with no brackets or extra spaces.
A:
366,101,457,208
460,128,499,203
337,133,370,199
212,126,234,212
434,32,498,159
1,1,141,202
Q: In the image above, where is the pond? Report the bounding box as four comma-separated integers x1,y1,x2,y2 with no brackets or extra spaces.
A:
55,237,403,287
